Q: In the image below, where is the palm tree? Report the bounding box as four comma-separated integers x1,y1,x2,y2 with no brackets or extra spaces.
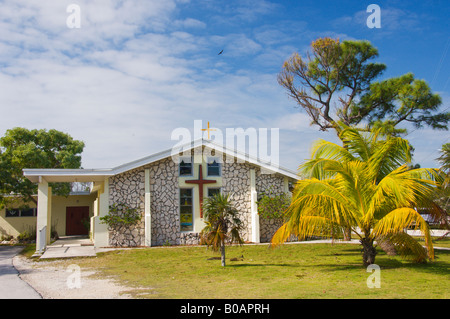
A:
200,193,244,267
432,143,450,227
437,143,450,175
272,127,443,266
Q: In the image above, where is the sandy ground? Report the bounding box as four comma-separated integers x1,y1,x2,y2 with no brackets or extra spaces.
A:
12,255,137,299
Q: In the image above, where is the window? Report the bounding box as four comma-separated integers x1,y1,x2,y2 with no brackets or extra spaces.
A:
5,208,37,217
179,158,193,176
180,188,193,231
207,159,221,176
20,208,36,217
208,187,221,198
5,209,20,217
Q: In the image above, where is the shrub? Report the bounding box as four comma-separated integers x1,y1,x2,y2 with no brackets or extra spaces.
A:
100,203,141,229
17,229,35,243
257,189,291,220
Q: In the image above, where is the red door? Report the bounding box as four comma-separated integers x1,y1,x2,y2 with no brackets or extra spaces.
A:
66,206,90,235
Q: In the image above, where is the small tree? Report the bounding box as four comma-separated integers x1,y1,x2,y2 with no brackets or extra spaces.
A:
100,203,142,247
99,203,141,230
200,193,244,267
0,127,84,207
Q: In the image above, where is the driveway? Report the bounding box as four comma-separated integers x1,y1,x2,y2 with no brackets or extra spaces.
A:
0,246,42,299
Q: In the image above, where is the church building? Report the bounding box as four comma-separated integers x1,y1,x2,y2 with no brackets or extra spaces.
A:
19,139,298,254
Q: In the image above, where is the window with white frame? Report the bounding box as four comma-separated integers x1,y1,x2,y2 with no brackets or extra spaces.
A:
207,157,221,176
179,157,193,176
180,188,194,231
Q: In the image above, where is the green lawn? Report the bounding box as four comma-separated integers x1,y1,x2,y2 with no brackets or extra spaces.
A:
65,242,449,299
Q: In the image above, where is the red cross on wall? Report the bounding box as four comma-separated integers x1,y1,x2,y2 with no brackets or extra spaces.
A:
185,165,217,218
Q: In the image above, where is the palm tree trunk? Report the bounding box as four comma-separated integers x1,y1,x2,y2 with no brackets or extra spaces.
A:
361,238,377,266
220,243,226,267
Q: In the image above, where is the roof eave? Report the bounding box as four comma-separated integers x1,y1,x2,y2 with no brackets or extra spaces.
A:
23,168,114,183
22,139,300,182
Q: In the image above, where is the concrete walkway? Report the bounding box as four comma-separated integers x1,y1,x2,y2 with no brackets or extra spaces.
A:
39,236,118,259
40,236,96,259
0,246,41,299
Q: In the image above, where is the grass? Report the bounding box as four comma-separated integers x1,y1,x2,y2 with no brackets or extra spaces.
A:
428,236,450,248
62,242,449,299
19,243,38,258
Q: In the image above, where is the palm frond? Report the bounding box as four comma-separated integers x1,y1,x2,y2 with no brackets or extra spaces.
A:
300,158,340,180
403,167,443,188
436,143,450,174
371,165,423,210
271,215,335,247
378,232,430,262
371,207,434,259
288,179,357,226
367,136,411,181
339,127,373,162
302,139,355,178
270,223,290,247
229,226,244,245
372,207,426,234
310,139,353,161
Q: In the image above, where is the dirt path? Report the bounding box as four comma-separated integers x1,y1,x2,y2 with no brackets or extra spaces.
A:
13,255,136,299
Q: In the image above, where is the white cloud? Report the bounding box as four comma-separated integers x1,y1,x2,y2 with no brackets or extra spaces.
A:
0,7,282,166
1,0,445,173
331,6,426,37
174,18,207,29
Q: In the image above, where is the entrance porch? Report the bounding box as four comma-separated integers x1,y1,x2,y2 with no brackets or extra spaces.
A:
23,170,114,256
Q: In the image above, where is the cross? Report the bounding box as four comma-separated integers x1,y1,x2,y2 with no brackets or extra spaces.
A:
185,165,217,218
201,121,216,140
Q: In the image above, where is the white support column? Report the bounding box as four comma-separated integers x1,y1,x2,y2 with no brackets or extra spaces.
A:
250,169,260,243
93,178,109,248
36,178,52,255
144,168,152,247
91,198,98,241
47,187,52,244
283,177,289,193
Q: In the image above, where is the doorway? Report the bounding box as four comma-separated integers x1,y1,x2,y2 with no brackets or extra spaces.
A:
66,206,90,236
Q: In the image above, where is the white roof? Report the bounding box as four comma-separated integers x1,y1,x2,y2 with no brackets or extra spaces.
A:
23,139,299,183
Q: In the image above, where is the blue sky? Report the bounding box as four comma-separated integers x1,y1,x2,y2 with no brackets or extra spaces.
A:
0,0,449,172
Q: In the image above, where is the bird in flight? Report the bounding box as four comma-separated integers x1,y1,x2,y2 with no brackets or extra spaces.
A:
218,49,224,55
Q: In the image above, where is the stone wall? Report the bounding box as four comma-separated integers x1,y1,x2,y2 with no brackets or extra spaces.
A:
221,160,252,242
255,169,285,197
108,168,145,246
147,158,179,246
179,232,201,245
260,218,284,243
108,158,180,247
